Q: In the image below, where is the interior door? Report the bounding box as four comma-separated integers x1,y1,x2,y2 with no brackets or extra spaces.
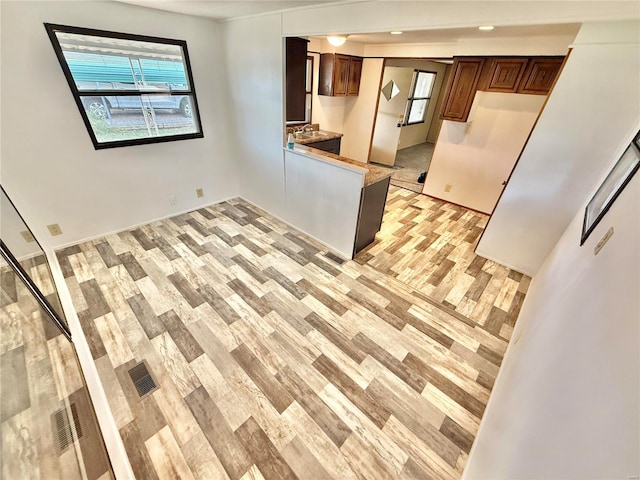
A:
369,66,414,166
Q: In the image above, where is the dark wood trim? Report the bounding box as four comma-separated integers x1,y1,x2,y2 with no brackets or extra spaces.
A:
473,49,573,253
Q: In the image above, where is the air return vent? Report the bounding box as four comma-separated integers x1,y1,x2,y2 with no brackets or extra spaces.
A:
128,361,157,397
53,403,83,453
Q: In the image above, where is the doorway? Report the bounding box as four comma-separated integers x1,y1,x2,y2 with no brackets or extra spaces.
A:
369,59,452,193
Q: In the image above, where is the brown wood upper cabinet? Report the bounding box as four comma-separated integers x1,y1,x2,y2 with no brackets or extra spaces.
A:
286,37,308,122
484,58,529,92
319,53,363,96
441,55,565,122
440,58,485,122
518,57,564,94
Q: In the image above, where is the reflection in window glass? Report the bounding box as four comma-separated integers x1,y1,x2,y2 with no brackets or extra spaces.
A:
45,23,203,149
82,95,200,143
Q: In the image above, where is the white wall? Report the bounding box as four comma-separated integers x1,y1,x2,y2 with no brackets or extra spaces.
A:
424,92,546,214
0,1,238,249
427,64,452,144
284,149,364,258
219,13,286,218
1,190,45,261
340,58,384,163
465,159,640,479
477,20,640,275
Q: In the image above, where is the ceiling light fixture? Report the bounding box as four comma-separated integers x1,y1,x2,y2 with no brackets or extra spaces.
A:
390,31,403,35
478,25,495,31
327,35,347,46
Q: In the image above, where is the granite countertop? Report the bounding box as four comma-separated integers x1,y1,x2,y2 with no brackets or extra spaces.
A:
290,144,392,187
291,129,343,145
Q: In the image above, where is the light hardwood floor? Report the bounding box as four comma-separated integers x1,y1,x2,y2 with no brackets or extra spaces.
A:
56,191,526,480
356,187,529,343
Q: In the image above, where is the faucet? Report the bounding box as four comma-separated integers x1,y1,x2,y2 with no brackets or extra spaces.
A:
295,124,312,134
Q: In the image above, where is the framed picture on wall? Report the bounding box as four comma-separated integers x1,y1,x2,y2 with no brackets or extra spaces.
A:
581,134,640,245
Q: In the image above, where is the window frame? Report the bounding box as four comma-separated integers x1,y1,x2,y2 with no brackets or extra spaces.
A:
305,55,314,125
44,23,204,150
403,69,437,126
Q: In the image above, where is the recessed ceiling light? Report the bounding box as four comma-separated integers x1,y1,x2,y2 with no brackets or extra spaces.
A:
390,31,403,35
478,26,495,31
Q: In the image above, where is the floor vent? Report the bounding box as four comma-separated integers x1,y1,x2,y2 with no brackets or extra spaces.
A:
128,361,157,397
53,403,83,453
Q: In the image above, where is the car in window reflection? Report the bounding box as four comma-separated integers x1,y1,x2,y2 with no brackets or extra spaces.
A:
80,94,192,119
76,81,192,119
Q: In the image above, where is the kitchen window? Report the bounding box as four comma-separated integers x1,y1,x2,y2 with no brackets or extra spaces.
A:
44,24,203,149
305,56,314,124
403,70,436,125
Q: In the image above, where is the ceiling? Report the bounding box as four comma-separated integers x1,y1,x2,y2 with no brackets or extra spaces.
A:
113,0,345,21
114,1,581,48
340,23,581,44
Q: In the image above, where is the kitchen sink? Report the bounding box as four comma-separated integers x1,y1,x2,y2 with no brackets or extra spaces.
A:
296,131,328,139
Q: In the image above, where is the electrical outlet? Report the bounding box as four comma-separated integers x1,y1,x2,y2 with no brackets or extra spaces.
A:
169,195,177,206
444,184,452,192
20,230,36,243
47,224,63,236
196,188,204,198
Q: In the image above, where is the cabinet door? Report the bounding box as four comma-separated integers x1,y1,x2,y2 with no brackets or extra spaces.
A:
485,58,529,92
440,58,484,122
347,57,363,96
285,37,308,121
518,57,564,94
333,54,350,96
318,53,335,96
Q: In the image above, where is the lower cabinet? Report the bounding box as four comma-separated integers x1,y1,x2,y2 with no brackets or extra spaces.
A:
354,176,390,255
307,137,341,155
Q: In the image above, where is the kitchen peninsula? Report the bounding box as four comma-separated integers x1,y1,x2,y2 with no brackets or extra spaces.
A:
283,142,391,258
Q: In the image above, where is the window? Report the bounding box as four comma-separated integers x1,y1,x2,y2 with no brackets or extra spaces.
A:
44,24,203,149
305,56,314,124
403,70,436,125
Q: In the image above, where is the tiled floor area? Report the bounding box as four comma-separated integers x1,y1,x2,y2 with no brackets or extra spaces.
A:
55,191,525,480
387,142,435,193
356,187,529,343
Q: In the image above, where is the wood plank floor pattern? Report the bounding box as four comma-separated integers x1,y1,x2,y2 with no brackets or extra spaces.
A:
56,193,523,480
356,186,530,343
